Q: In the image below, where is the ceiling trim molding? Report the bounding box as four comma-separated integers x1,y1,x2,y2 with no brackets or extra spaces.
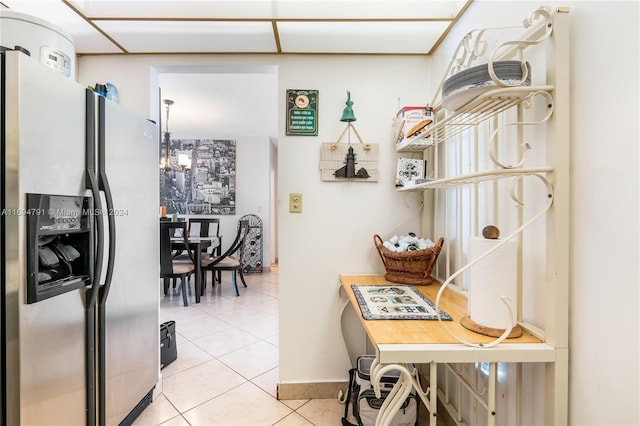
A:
88,17,456,23
77,51,434,57
271,21,282,53
62,0,128,53
427,0,474,55
3,0,473,56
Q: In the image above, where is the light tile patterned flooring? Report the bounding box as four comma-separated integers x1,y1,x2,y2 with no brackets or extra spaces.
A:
133,267,345,426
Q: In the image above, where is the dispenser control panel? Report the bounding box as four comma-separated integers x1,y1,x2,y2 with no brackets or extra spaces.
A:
40,46,72,77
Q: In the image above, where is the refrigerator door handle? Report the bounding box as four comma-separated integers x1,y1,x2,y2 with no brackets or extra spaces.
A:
85,88,102,426
85,89,103,309
97,170,115,302
97,96,116,303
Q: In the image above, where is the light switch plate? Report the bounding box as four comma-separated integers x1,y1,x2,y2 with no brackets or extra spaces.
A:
289,193,302,213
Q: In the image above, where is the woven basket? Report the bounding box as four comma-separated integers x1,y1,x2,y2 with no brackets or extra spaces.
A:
374,234,444,285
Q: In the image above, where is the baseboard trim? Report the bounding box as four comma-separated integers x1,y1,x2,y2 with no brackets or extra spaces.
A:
277,381,349,400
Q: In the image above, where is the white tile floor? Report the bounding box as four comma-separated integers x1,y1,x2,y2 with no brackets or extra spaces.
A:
133,267,345,426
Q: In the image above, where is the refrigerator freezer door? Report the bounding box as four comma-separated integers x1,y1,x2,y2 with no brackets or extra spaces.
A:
99,98,160,425
2,51,88,425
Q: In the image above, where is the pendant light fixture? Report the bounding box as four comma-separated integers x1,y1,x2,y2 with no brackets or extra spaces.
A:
160,99,173,171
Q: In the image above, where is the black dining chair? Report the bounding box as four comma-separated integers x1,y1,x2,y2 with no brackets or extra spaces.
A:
160,221,196,306
188,217,223,287
201,219,250,297
188,218,221,254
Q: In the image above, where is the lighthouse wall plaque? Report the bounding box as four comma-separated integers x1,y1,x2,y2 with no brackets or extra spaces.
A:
319,142,379,182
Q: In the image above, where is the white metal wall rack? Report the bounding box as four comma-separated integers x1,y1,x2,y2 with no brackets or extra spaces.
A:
366,6,570,426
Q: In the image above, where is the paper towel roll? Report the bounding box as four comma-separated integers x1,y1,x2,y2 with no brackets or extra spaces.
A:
468,237,517,329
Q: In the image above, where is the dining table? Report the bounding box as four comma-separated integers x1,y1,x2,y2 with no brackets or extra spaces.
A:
170,235,220,303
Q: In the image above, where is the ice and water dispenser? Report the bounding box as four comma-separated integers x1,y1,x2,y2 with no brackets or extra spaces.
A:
26,193,93,304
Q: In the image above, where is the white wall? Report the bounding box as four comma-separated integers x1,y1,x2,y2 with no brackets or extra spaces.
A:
276,55,427,383
77,2,640,422
431,1,639,425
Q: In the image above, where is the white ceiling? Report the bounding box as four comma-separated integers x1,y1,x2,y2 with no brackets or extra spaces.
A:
160,71,278,139
0,0,472,55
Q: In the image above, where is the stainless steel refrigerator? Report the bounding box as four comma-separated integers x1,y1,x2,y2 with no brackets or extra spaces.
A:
1,49,160,425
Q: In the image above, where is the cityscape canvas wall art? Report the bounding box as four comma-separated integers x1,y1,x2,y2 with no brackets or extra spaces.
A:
160,139,236,215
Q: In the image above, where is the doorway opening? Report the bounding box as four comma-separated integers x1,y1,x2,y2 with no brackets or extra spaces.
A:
151,65,278,268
